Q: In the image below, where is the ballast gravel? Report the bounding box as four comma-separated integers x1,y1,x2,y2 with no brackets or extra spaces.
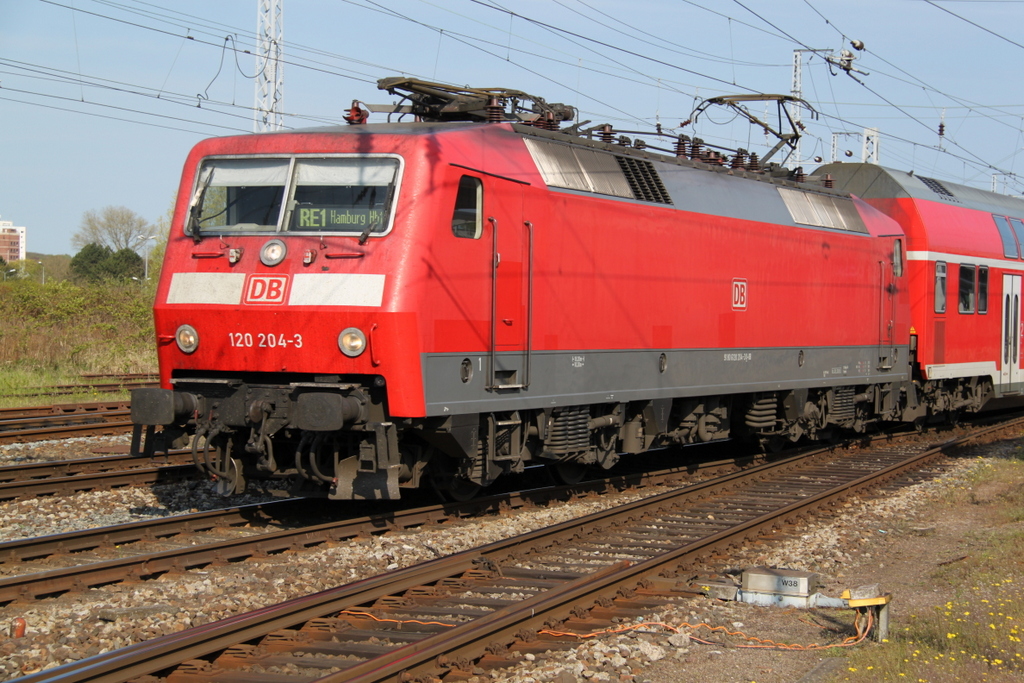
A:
0,436,280,542
0,434,1003,681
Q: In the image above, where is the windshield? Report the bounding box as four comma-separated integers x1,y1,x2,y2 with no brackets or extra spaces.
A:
189,156,401,236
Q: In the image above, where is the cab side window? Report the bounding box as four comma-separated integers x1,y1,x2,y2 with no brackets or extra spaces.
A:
451,176,483,239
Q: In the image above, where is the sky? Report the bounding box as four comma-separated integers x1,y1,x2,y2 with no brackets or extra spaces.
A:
2,0,1023,256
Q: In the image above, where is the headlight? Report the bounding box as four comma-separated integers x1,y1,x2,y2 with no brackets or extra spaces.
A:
260,239,287,266
176,324,199,354
338,327,367,357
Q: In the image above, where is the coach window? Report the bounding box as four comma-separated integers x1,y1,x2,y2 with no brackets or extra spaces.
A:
979,266,989,314
958,264,976,314
893,239,904,277
451,176,483,239
993,215,1019,259
1010,218,1024,257
935,261,947,314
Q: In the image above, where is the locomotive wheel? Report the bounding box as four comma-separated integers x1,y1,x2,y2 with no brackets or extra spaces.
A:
427,455,483,501
442,476,483,502
550,460,590,485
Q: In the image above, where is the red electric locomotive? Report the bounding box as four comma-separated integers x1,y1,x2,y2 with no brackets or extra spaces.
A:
818,162,1024,415
131,80,927,500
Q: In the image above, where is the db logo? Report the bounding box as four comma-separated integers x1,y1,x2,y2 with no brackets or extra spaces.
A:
731,279,748,311
243,275,290,304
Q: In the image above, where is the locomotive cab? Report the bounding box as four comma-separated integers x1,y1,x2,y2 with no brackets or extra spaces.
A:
132,139,424,498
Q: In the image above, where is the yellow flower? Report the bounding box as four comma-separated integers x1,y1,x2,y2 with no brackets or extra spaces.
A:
947,633,957,639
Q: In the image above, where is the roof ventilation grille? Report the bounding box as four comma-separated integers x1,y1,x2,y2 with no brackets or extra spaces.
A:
918,176,959,200
616,157,673,205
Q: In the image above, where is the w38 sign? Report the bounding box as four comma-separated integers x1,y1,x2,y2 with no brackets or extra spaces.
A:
243,275,290,304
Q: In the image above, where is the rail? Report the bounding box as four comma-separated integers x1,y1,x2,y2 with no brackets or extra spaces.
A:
20,418,1005,683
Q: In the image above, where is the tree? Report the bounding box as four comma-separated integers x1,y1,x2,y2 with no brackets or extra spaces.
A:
70,243,114,283
105,248,144,280
145,193,177,283
72,206,154,252
71,244,146,282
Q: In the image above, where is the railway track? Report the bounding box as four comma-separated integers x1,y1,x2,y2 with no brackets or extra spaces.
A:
0,450,193,484
0,459,721,603
8,373,158,400
0,401,134,444
0,455,195,502
16,418,999,683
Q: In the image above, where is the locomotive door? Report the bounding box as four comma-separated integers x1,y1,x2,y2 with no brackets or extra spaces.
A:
877,239,901,370
486,181,530,390
1000,274,1022,391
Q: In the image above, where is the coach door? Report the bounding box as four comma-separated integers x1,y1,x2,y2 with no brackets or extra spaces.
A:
487,181,531,390
1001,274,1022,391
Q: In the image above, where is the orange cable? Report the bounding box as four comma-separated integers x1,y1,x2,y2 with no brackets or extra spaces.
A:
539,610,875,652
337,609,458,628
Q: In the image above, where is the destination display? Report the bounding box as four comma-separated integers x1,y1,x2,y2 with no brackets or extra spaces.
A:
294,206,386,230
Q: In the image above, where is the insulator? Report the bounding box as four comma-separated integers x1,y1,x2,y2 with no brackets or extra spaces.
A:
823,173,834,189
938,122,945,137
600,124,614,144
690,138,703,161
746,152,761,173
792,167,806,182
675,135,689,158
545,111,559,131
486,97,504,123
731,149,747,169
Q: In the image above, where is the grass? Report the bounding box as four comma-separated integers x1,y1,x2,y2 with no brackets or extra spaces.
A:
0,279,156,408
829,454,1024,682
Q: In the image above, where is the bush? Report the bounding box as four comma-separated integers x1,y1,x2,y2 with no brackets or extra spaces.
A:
0,278,156,373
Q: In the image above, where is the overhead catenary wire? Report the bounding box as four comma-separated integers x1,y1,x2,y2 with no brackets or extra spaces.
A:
9,0,1022,194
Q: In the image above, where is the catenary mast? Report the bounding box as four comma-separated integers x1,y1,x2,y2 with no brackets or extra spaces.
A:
255,0,283,132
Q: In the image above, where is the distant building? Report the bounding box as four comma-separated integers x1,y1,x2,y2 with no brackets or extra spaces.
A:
0,218,27,263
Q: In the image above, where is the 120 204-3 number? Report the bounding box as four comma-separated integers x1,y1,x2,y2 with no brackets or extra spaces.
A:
228,332,303,349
